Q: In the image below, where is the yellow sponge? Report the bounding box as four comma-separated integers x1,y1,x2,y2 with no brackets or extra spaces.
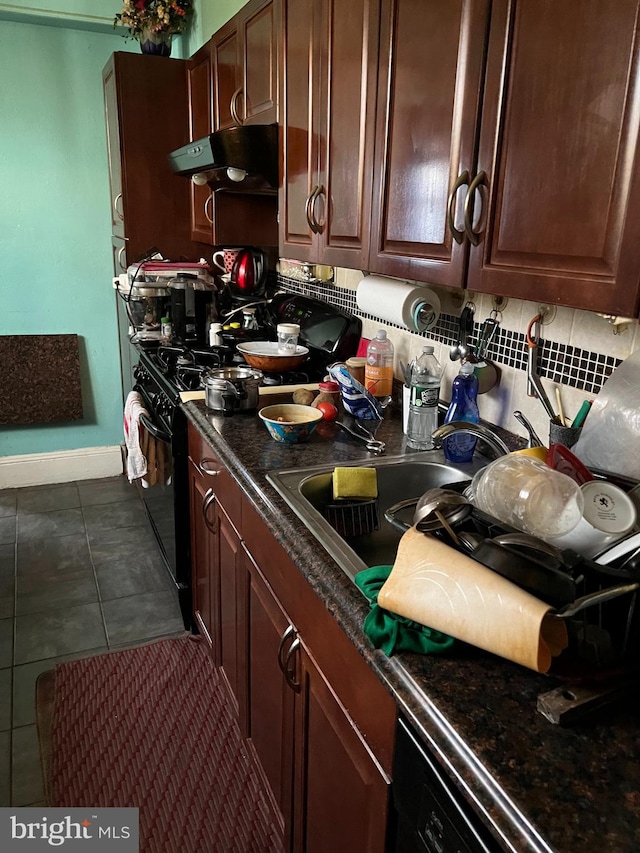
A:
332,467,378,501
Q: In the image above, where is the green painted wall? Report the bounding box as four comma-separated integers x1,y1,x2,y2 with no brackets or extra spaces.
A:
0,1,239,459
197,0,243,42
0,19,138,457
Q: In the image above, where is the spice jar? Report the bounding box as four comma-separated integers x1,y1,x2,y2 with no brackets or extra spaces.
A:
345,356,366,386
312,380,341,409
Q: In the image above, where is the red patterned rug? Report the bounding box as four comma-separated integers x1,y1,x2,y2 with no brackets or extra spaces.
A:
36,636,283,853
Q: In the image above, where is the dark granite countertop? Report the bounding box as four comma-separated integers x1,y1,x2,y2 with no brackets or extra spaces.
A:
181,399,640,853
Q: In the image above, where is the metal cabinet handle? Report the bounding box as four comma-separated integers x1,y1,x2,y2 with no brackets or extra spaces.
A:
117,245,127,272
114,192,124,220
446,171,469,244
277,625,295,675
311,185,325,234
230,86,244,126
203,193,214,225
305,185,320,233
283,636,301,692
199,458,221,477
463,170,487,247
202,488,216,533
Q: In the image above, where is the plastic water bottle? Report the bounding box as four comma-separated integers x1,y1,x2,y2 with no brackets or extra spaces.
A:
443,360,480,463
406,345,442,450
365,329,395,398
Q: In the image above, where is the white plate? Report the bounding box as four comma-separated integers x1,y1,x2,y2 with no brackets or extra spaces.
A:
236,341,309,358
594,530,640,565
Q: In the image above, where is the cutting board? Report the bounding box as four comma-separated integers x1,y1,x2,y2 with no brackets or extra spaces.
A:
0,335,83,425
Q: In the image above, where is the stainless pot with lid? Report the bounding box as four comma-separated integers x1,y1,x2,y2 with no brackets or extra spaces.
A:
203,366,263,416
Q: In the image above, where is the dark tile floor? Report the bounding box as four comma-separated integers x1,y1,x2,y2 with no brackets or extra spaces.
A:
0,475,186,806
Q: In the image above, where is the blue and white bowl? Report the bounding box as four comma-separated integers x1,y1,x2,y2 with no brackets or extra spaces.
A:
259,404,323,443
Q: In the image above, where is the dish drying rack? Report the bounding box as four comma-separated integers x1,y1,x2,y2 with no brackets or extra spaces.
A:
385,480,640,723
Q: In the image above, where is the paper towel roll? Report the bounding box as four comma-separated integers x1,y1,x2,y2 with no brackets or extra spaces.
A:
356,275,440,333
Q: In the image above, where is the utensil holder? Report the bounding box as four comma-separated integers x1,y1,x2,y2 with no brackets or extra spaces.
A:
549,421,582,449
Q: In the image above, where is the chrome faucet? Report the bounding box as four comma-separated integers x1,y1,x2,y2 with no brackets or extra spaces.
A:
431,421,510,459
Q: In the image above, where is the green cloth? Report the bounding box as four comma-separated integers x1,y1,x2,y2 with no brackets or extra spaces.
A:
354,565,455,657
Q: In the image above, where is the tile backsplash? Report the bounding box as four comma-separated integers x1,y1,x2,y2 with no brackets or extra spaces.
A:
277,266,639,446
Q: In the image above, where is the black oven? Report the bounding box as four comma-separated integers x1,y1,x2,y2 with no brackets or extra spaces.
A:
132,350,193,630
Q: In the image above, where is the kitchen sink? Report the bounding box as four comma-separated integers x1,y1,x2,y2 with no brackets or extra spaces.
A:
267,452,486,584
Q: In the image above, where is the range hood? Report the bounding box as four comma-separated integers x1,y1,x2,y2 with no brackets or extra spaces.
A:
168,124,278,190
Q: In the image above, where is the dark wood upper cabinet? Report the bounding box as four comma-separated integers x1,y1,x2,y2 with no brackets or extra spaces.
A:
211,19,239,130
468,0,640,317
187,42,215,243
188,30,279,248
369,0,490,287
280,0,380,269
212,0,278,130
279,0,640,315
102,52,193,265
370,0,640,315
239,0,278,125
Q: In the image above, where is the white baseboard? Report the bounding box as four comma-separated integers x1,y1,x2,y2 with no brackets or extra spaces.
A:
0,445,125,489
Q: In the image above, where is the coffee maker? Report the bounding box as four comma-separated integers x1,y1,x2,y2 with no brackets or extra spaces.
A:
168,274,216,346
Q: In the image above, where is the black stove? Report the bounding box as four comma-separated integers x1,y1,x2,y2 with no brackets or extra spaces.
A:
127,292,362,633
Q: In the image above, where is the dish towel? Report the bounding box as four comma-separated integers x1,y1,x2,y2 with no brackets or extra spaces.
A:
354,565,455,657
139,426,172,489
123,391,149,483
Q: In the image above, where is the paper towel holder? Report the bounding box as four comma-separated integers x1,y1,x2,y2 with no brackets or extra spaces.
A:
412,300,438,333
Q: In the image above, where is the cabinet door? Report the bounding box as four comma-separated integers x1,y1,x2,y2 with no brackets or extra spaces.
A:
292,642,390,853
188,42,214,243
468,0,640,317
212,19,239,130
218,503,248,732
188,461,216,650
280,0,379,268
238,0,278,125
102,53,193,265
313,0,380,269
368,0,490,286
246,549,294,843
280,0,318,258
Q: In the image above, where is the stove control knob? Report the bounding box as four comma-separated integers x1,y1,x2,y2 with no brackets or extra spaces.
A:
134,364,148,383
157,396,172,419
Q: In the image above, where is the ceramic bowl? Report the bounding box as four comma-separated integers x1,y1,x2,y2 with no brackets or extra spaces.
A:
259,404,323,443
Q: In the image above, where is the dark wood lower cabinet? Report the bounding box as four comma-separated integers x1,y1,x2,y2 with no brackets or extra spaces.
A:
245,551,295,842
188,421,394,852
188,461,215,649
188,433,247,732
293,641,391,853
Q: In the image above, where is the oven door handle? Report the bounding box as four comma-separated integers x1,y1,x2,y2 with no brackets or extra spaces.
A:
139,412,172,444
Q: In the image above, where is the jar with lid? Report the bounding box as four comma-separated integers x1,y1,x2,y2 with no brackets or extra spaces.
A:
346,356,366,386
312,380,341,409
242,307,259,330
